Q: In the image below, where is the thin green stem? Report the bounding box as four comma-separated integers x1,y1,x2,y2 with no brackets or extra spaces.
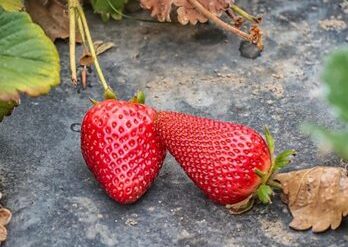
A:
76,12,88,51
68,0,77,84
75,4,109,91
231,4,262,24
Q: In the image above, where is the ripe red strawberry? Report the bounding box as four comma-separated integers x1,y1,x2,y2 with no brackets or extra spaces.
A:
155,111,294,206
81,100,166,204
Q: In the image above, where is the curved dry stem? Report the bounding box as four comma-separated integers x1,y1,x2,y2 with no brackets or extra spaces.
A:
188,0,252,41
188,0,263,49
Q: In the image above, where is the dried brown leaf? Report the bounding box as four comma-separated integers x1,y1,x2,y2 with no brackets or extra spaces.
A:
226,194,254,215
175,0,230,25
140,0,174,22
275,166,348,233
80,53,93,66
0,225,7,242
95,41,115,56
79,41,115,66
25,0,81,42
140,0,232,24
0,208,11,226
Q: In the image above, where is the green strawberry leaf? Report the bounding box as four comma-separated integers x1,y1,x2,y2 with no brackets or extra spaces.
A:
303,124,348,161
256,184,273,204
274,149,296,172
90,0,128,21
0,100,17,122
304,48,348,160
264,127,275,156
0,9,60,122
322,48,348,123
0,0,23,12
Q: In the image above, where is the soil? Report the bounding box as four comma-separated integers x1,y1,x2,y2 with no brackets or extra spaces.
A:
0,1,348,246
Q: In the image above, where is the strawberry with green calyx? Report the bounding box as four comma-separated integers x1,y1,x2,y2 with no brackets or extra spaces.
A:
70,0,167,204
81,99,166,204
154,111,295,210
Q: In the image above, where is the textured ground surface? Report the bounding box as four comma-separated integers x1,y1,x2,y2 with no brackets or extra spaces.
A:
1,0,348,246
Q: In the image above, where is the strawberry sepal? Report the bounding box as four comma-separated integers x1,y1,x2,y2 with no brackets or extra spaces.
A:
254,128,296,204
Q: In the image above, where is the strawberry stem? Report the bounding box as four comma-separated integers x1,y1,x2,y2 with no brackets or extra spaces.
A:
68,0,117,100
68,0,78,85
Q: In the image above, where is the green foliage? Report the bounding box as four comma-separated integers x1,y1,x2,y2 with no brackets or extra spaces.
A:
256,184,272,204
90,0,128,21
264,127,275,156
0,8,60,122
0,101,17,122
305,48,348,160
274,149,296,171
322,49,348,122
0,0,23,12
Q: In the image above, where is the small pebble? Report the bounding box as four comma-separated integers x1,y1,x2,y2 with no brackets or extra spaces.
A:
239,41,262,59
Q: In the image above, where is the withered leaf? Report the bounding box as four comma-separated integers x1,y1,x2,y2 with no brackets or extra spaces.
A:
0,225,7,242
94,41,115,56
0,208,12,226
140,0,174,22
0,207,11,243
226,194,254,215
25,0,81,42
140,0,232,25
79,41,115,66
275,166,348,232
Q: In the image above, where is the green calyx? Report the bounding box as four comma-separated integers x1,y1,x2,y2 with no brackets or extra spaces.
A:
130,90,145,104
254,127,296,204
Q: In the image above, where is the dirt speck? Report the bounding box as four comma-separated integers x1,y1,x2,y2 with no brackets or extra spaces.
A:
125,218,138,226
178,229,191,239
68,197,118,246
319,19,347,31
259,218,298,246
340,1,348,14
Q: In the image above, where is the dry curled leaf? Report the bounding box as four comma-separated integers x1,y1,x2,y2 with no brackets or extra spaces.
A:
94,41,115,56
0,207,11,242
0,225,7,242
79,40,115,66
140,0,232,24
140,0,174,22
275,166,348,232
0,208,12,226
25,0,81,42
226,194,254,215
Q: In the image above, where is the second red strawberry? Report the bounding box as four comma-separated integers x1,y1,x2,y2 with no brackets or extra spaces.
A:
154,111,272,205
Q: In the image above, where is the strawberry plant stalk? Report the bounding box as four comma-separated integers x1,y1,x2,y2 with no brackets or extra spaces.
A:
68,0,116,99
69,0,77,84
